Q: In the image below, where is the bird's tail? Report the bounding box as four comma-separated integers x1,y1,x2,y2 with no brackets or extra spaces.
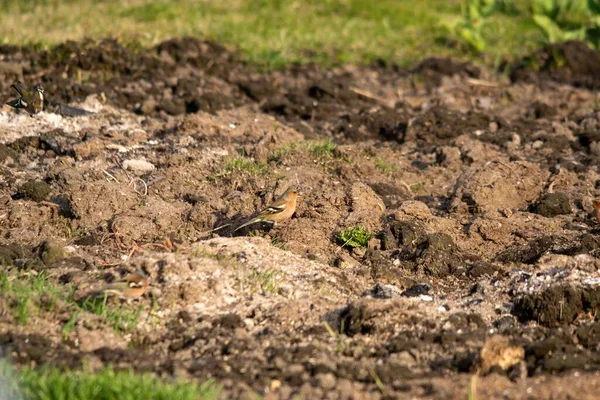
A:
6,98,27,109
233,217,262,232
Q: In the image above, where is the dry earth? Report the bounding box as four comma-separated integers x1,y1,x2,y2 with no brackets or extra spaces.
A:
1,39,600,399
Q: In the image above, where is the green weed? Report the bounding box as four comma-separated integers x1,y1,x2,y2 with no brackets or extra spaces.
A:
337,226,372,248
1,269,143,333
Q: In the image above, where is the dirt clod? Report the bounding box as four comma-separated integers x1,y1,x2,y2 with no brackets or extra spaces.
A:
14,180,51,202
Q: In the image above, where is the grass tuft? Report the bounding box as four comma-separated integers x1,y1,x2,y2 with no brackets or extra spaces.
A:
0,270,63,325
374,158,398,174
309,140,337,159
224,156,267,175
80,295,143,333
268,142,299,163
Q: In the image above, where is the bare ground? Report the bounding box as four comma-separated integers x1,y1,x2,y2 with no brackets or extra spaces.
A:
1,39,600,399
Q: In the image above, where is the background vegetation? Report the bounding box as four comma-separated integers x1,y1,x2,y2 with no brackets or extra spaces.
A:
0,0,546,68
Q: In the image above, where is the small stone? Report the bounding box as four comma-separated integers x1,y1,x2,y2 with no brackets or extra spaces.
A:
470,282,487,295
122,159,156,173
352,247,366,258
493,315,515,331
269,379,282,392
315,373,336,390
363,283,402,299
531,192,571,217
401,283,430,297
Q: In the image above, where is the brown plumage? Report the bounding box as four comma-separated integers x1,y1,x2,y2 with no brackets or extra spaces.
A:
233,186,299,232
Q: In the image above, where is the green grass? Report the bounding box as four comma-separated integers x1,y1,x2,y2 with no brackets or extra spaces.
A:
80,295,143,333
374,158,398,174
0,270,63,325
0,0,543,68
268,142,300,163
0,359,221,400
223,156,267,175
0,269,143,333
309,139,338,159
270,238,287,250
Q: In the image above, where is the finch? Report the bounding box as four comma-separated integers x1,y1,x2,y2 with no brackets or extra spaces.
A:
100,269,149,299
6,81,45,115
233,186,299,232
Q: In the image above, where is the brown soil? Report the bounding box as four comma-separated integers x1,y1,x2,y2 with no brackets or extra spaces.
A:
1,38,600,399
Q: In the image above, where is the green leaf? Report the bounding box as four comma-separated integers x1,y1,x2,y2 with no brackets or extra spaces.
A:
532,0,559,19
533,14,567,42
456,24,487,52
476,0,497,17
586,26,600,48
590,0,600,15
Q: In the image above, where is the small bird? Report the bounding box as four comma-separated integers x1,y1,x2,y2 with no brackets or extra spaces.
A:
6,81,45,115
233,186,299,232
100,269,149,299
593,199,600,225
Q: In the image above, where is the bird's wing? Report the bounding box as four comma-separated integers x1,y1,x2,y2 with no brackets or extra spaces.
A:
259,204,286,216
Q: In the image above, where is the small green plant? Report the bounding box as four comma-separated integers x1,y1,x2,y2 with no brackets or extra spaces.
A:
323,321,346,353
223,156,267,175
268,142,299,163
443,0,498,53
374,158,398,174
337,226,372,248
409,182,424,191
309,139,337,159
